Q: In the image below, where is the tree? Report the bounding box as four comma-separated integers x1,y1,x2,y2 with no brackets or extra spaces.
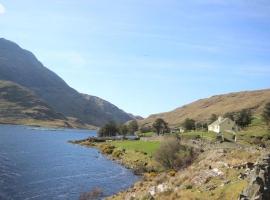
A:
98,121,119,137
235,109,252,128
152,118,169,135
209,114,217,124
224,109,252,128
262,102,270,127
182,118,196,131
128,120,138,135
224,112,235,121
119,124,128,137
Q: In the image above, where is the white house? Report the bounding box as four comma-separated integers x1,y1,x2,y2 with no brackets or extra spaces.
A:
208,116,238,134
170,127,185,134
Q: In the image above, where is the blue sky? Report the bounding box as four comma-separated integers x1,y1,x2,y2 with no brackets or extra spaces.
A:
0,0,270,117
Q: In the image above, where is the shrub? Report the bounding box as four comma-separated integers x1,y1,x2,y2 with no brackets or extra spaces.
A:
154,137,197,170
100,144,115,154
112,149,123,158
168,170,176,177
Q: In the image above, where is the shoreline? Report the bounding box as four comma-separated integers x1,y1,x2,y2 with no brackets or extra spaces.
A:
71,138,161,175
72,137,268,200
0,120,97,130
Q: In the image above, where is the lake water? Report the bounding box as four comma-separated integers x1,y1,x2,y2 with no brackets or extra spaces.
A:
0,125,138,200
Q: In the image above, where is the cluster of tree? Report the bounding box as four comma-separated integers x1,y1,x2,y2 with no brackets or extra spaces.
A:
224,109,252,128
154,137,197,170
152,118,170,135
98,120,138,137
195,122,208,130
209,114,218,124
182,118,196,131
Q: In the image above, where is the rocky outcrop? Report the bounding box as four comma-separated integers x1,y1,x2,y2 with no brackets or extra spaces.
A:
239,154,270,200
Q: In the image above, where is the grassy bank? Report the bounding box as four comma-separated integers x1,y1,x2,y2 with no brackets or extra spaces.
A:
111,140,160,155
76,139,162,174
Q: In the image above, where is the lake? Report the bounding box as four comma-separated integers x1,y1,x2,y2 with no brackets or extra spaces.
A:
0,125,138,200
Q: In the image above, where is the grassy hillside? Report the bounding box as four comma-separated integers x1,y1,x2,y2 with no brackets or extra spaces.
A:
0,80,93,129
0,38,133,126
140,89,270,127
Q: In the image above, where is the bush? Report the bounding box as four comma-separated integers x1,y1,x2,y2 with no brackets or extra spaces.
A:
112,149,123,158
154,137,197,170
100,144,115,154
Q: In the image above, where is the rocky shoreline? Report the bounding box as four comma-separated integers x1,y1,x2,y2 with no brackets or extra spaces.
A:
71,137,270,200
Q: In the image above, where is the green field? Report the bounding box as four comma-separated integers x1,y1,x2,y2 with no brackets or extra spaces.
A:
181,131,216,141
110,140,160,155
137,131,156,137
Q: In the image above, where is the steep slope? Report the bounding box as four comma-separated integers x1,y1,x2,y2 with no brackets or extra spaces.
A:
81,94,135,126
0,38,133,126
0,80,89,128
140,89,270,127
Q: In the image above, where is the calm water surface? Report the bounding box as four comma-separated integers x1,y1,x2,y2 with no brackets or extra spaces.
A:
0,125,138,200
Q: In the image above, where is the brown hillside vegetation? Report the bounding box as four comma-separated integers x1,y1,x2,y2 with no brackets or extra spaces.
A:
139,89,270,127
0,80,93,129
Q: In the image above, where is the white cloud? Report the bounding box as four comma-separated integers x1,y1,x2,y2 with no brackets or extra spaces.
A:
0,3,5,15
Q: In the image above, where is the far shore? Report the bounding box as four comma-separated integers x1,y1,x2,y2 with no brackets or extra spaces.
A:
0,119,97,130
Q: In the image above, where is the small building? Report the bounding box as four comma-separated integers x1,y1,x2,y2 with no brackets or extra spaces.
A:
208,116,238,133
170,127,185,134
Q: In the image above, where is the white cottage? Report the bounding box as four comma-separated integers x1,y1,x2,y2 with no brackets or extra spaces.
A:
208,116,238,133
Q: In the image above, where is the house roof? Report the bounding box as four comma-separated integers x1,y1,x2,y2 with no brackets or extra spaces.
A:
209,117,230,126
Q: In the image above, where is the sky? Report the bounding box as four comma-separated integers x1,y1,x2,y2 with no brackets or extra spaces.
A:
0,0,270,117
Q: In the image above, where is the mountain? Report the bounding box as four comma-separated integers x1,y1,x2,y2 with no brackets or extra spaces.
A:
127,113,144,120
0,80,92,128
139,89,270,127
0,38,133,127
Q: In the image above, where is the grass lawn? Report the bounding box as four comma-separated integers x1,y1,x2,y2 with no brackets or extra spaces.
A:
110,140,160,155
138,131,155,137
181,131,216,141
237,116,269,139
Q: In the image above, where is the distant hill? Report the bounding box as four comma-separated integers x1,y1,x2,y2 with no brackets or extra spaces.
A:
128,113,144,120
139,89,270,127
0,38,133,127
0,80,92,128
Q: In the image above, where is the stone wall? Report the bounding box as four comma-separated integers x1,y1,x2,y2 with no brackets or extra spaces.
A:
239,153,270,200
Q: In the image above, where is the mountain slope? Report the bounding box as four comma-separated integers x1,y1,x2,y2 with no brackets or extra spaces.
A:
140,89,270,127
0,80,91,128
0,38,133,126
